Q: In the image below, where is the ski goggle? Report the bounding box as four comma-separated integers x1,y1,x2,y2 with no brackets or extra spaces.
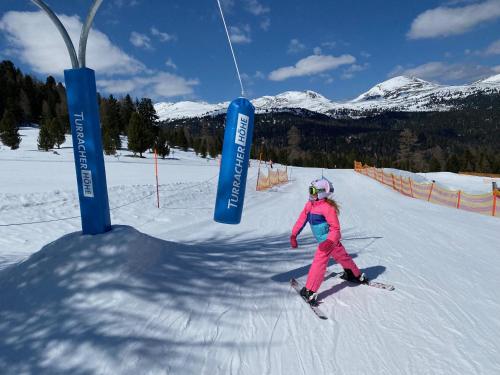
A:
309,186,325,195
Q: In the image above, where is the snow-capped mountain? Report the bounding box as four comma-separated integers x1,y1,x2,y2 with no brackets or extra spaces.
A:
154,100,227,121
475,74,500,84
251,90,335,114
154,75,500,121
352,76,438,102
153,90,337,120
343,75,500,115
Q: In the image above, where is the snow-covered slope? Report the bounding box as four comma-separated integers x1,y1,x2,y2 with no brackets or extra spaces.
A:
251,90,336,114
352,76,438,101
154,74,500,120
1,128,499,374
154,100,228,120
343,75,500,114
476,73,500,84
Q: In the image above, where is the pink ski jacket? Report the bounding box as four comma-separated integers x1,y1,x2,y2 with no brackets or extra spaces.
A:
291,199,341,244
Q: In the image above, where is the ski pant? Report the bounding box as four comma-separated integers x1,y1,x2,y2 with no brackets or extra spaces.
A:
305,241,360,292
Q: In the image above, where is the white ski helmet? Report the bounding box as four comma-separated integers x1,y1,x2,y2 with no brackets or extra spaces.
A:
309,178,334,200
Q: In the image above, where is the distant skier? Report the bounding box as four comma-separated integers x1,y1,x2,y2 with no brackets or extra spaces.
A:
290,177,367,305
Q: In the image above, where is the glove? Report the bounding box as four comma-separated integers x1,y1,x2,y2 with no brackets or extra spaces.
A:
318,239,337,252
290,235,298,248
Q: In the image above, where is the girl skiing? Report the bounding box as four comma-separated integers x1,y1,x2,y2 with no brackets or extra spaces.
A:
290,178,366,305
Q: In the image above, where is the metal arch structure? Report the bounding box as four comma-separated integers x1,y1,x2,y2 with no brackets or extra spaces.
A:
78,0,104,67
31,0,104,68
30,0,78,68
31,0,111,235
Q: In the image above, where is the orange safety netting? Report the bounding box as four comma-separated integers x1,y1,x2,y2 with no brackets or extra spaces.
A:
354,161,499,218
256,165,289,191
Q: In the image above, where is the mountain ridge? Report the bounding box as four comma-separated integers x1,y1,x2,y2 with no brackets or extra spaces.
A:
154,74,500,121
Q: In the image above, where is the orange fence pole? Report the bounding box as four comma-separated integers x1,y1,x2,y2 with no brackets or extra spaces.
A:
256,167,261,191
154,148,159,208
427,181,435,202
493,192,497,217
391,174,396,190
399,175,403,192
493,182,498,216
457,190,461,209
409,178,413,197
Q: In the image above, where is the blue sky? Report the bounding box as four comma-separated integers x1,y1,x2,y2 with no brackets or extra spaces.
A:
1,0,500,103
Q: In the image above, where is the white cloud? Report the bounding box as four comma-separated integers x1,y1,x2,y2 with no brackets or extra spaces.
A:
254,71,265,79
287,39,305,54
408,0,500,39
0,10,200,100
112,0,140,7
220,0,235,12
260,17,271,31
341,63,369,80
313,47,322,55
151,27,176,42
97,72,199,99
464,39,500,55
268,54,356,81
0,11,144,75
321,41,337,49
485,39,500,55
245,0,270,15
165,58,177,70
130,31,153,49
389,61,495,83
229,25,251,44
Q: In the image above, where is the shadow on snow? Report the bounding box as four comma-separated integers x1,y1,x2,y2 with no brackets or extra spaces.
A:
0,224,386,374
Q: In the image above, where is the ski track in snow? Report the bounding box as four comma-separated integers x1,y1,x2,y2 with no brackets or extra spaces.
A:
1,129,500,374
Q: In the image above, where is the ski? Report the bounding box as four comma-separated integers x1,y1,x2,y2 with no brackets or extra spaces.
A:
290,278,328,320
325,271,395,291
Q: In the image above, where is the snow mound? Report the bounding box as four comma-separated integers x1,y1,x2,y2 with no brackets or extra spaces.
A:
0,225,254,374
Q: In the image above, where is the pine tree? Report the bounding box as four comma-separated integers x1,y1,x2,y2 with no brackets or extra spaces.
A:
23,75,42,123
19,89,32,124
429,157,441,172
175,127,188,151
287,125,302,165
108,95,122,149
155,129,170,159
127,112,149,157
43,76,58,119
200,139,207,158
37,118,54,151
208,137,218,158
119,94,135,135
55,82,69,133
398,129,417,171
49,117,66,148
0,109,21,149
100,96,121,153
137,97,158,151
446,154,460,173
102,125,116,155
